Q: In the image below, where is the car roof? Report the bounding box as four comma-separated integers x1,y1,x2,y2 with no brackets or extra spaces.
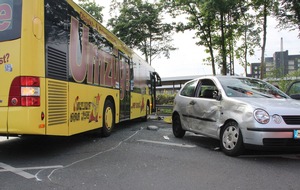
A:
194,75,253,81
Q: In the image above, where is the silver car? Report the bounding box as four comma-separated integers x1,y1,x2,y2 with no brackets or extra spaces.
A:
172,76,300,156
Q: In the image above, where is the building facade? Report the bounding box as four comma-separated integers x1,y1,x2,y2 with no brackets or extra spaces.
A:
249,51,300,78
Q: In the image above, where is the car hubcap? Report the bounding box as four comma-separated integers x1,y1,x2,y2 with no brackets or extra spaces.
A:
222,126,239,150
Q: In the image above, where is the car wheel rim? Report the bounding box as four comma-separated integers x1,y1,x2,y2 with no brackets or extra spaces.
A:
222,125,239,150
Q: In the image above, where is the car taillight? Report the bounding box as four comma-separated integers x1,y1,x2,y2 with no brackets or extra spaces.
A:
9,76,40,106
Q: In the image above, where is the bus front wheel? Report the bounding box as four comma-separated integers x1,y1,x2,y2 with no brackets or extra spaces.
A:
101,99,115,137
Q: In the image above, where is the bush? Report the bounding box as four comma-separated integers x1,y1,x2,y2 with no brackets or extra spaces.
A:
156,93,176,105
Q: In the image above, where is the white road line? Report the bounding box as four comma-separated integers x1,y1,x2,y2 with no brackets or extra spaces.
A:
0,163,63,179
0,162,35,179
0,137,18,142
47,129,142,182
0,165,63,172
137,139,197,148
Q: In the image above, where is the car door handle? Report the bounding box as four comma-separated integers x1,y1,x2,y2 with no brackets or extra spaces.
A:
189,100,196,105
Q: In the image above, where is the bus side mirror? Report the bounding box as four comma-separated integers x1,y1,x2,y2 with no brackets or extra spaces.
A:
153,72,161,86
157,79,161,86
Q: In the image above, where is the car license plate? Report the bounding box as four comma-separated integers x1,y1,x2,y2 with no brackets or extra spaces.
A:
294,130,300,139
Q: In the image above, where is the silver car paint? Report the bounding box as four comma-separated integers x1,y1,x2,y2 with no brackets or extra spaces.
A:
173,76,300,146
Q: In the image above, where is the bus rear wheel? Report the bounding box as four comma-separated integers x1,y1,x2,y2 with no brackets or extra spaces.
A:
142,104,150,122
101,100,115,137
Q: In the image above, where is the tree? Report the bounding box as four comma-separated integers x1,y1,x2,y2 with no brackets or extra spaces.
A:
251,0,279,79
164,0,219,75
163,0,250,75
267,67,300,91
276,0,300,36
78,0,104,23
108,0,176,65
235,1,261,76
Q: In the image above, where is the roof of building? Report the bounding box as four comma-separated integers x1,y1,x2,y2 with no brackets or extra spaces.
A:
160,75,204,86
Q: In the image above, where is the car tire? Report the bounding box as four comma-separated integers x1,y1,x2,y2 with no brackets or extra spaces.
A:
172,114,186,138
220,121,244,156
101,99,115,137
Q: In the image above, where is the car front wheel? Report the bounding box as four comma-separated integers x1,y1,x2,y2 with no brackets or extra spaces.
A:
220,121,244,156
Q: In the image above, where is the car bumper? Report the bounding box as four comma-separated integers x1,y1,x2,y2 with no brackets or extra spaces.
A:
243,128,300,148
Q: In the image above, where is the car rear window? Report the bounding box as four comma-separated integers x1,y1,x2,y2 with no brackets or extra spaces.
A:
180,80,198,97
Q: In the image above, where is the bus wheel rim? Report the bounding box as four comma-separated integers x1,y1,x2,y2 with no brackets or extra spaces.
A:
105,107,113,129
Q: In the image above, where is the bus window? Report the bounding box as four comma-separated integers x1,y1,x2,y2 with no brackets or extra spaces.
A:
0,0,22,41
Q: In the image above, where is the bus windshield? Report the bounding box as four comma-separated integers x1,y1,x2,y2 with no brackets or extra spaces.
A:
0,0,22,42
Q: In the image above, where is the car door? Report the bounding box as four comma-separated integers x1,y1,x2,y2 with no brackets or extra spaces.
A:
176,80,199,130
186,79,221,138
286,80,300,100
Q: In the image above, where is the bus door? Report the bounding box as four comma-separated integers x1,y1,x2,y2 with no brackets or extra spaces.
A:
119,54,131,121
150,72,161,112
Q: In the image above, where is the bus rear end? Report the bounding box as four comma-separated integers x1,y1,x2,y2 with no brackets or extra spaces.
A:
0,0,46,136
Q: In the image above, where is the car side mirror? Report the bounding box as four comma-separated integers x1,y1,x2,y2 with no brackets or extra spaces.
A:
213,90,222,101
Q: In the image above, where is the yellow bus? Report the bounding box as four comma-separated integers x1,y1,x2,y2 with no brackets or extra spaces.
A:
0,0,161,137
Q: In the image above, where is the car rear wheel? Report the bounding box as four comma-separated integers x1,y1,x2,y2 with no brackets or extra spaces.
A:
172,114,185,138
220,121,244,156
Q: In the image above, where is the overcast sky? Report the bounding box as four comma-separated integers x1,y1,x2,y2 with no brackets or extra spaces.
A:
76,0,300,78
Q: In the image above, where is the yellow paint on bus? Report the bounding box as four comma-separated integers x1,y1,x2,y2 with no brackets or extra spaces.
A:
0,0,160,137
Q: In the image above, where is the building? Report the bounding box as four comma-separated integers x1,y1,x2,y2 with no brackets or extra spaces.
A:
249,51,300,78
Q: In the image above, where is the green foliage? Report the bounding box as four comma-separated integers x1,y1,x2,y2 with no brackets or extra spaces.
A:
266,67,300,91
78,0,104,23
108,0,176,65
275,0,300,36
161,0,264,76
279,69,300,91
156,93,176,105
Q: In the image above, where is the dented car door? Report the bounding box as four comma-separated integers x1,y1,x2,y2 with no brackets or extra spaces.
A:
186,79,221,138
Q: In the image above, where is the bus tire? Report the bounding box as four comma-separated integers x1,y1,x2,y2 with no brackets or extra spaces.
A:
101,99,115,137
142,104,150,122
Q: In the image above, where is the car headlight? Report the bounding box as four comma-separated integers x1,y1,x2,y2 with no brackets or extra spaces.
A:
254,109,270,124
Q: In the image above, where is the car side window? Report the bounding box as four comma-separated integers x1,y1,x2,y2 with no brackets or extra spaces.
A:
197,79,218,99
180,80,198,97
287,81,300,96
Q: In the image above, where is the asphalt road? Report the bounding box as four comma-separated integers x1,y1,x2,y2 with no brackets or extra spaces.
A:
1,118,300,190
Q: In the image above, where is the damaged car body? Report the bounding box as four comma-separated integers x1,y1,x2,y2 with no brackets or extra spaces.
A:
172,76,300,156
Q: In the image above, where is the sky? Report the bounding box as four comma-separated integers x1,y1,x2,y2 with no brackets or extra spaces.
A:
76,0,300,78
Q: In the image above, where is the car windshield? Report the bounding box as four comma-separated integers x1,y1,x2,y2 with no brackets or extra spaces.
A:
219,77,289,99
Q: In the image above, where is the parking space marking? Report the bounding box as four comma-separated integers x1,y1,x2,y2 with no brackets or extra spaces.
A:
137,139,197,148
0,162,63,179
0,137,18,142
